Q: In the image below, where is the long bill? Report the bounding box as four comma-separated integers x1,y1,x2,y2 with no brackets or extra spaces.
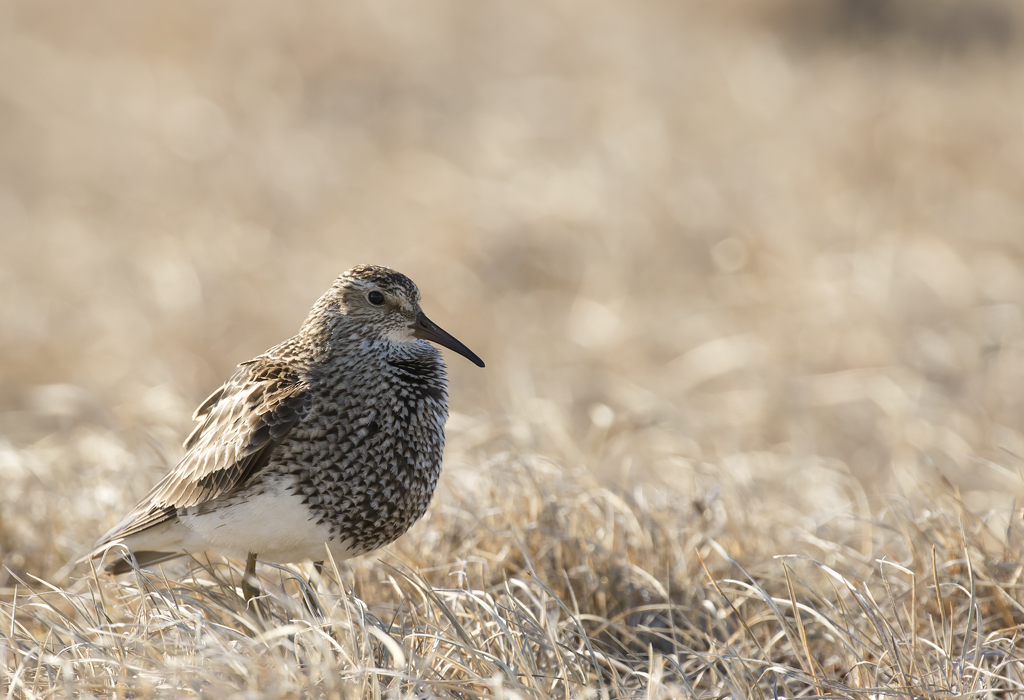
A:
411,312,485,368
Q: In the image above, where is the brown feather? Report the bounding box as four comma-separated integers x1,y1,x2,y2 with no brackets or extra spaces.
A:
93,359,311,547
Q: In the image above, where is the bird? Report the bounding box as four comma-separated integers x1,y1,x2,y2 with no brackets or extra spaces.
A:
85,264,484,600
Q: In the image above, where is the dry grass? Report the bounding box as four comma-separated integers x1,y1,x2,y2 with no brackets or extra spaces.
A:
4,0,1024,697
3,436,1024,697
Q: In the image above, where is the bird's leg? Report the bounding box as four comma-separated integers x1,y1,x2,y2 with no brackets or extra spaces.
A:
302,560,327,618
242,552,260,604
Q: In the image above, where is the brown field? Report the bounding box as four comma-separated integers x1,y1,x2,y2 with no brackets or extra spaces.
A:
3,1,1024,697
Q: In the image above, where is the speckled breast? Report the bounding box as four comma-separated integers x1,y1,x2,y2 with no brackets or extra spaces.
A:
277,348,450,554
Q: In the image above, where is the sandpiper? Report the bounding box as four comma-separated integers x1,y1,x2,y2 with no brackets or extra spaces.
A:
87,265,484,598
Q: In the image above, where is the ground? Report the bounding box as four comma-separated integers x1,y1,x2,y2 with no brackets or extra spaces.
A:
2,1,1024,697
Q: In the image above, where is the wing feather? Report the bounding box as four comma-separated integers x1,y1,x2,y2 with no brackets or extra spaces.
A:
94,358,311,547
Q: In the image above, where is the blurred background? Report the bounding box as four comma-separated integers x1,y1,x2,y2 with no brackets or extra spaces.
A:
3,0,1024,580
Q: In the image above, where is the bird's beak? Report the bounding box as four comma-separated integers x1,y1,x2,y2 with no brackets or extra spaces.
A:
411,312,485,367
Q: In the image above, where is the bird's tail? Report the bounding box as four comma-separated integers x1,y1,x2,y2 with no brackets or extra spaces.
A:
74,519,189,575
104,550,182,575
62,542,181,582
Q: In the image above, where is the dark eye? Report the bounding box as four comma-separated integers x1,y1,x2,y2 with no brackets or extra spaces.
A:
367,290,385,306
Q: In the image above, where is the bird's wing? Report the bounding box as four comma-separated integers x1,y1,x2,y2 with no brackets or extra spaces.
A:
93,358,312,547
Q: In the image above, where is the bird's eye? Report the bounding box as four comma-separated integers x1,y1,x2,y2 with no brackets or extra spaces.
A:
367,290,385,306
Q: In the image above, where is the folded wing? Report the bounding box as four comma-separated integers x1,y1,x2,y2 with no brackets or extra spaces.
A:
93,358,312,549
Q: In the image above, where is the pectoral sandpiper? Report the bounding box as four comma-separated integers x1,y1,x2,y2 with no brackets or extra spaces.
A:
86,264,484,600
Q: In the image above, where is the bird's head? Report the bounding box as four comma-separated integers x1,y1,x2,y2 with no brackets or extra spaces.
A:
319,264,484,367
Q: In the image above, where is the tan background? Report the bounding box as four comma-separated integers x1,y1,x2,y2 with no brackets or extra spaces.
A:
3,0,1024,579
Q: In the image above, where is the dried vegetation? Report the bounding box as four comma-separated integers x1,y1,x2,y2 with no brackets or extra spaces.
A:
3,0,1024,697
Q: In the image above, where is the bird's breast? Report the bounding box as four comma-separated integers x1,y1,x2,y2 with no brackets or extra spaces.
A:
272,358,449,553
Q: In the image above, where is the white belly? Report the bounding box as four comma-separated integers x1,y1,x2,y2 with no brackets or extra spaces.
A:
177,477,355,563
